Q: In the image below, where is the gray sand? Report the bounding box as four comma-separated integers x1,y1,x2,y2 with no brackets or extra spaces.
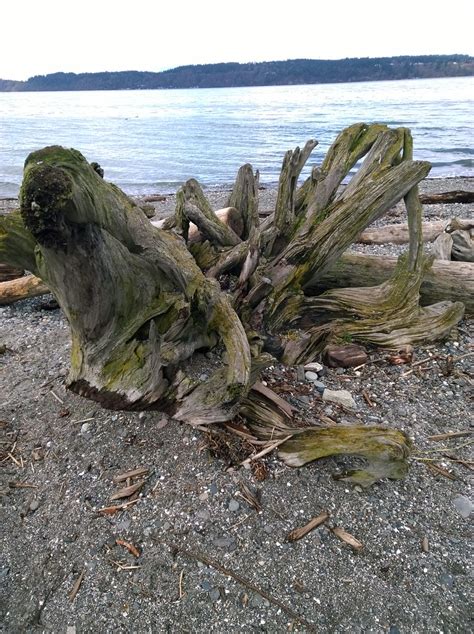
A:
1,177,473,632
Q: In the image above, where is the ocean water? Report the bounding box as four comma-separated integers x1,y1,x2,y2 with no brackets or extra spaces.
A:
0,76,473,198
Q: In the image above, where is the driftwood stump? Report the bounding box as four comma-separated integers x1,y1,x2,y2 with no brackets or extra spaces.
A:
0,124,467,485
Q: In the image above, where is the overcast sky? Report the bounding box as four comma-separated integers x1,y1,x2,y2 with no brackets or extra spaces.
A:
2,0,473,80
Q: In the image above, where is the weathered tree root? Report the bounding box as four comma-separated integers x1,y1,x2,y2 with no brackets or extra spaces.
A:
0,124,468,485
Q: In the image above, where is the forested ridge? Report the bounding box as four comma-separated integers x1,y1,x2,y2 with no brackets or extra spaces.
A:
1,55,472,91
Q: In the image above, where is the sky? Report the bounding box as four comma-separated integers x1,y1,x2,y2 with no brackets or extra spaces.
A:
2,0,474,80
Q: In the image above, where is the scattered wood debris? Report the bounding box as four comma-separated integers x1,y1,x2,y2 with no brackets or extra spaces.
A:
110,481,145,501
425,462,457,480
250,460,270,481
427,431,472,442
68,570,85,602
286,511,330,542
361,389,375,408
331,527,363,551
113,467,149,483
116,539,140,558
9,481,38,489
237,482,262,512
49,389,64,404
160,538,317,632
387,345,414,365
97,499,139,515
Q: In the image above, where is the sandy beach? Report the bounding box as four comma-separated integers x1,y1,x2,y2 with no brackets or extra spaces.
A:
1,175,473,632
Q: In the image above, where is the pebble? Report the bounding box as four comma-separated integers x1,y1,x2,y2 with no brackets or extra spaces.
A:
199,373,209,381
440,573,454,588
322,388,357,410
201,580,212,591
209,482,218,496
214,536,236,549
304,362,323,373
80,422,91,434
305,371,319,382
209,588,221,602
452,494,472,518
250,593,270,608
196,509,210,521
313,380,326,394
29,499,40,512
228,499,240,512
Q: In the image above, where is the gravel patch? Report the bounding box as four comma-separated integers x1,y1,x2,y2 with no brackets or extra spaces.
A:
0,177,473,632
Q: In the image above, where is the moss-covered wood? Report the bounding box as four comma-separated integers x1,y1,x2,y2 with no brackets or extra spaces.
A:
17,146,251,424
0,124,467,485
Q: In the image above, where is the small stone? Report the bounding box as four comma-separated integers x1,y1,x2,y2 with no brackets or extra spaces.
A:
305,371,319,382
199,373,209,382
323,343,368,368
313,381,326,394
322,388,357,410
209,588,221,602
250,593,270,608
198,491,209,501
0,567,10,579
228,499,240,512
29,499,40,512
304,362,323,373
209,482,218,496
201,580,212,591
214,536,236,549
388,627,400,634
80,422,91,434
440,573,454,588
196,509,210,521
162,521,171,531
298,395,311,405
453,494,472,518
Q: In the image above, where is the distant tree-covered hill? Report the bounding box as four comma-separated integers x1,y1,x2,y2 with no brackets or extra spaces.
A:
1,55,473,91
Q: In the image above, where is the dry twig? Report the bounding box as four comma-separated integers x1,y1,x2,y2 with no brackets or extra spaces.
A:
162,540,317,632
68,570,85,602
286,511,329,542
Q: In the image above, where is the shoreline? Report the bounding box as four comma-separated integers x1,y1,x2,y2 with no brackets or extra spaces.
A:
2,175,473,218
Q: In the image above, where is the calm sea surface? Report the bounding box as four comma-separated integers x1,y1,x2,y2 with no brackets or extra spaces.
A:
0,77,473,198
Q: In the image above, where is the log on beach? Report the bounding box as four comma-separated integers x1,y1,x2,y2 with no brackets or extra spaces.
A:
419,190,474,204
313,252,474,314
357,218,472,245
0,275,50,305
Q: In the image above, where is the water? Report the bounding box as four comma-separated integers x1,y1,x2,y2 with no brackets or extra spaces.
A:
0,77,473,198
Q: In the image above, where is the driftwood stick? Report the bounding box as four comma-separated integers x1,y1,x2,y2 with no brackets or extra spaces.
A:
419,190,474,204
0,275,50,305
357,219,473,245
